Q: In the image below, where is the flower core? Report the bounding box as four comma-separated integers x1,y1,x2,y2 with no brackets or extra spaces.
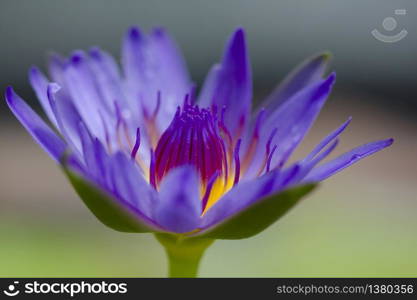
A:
153,102,238,211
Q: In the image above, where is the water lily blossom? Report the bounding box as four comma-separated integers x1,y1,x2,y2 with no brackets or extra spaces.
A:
5,27,392,277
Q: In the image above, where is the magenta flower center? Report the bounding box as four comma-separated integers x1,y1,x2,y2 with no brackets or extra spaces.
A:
154,103,227,187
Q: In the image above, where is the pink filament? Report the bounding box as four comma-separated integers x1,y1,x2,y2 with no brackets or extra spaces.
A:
130,127,141,159
149,149,156,188
233,139,242,185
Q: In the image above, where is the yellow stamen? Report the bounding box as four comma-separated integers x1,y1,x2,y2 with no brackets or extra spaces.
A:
201,175,234,215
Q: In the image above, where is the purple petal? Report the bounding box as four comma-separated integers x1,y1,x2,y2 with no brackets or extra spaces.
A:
121,26,146,106
5,87,66,162
47,52,67,86
268,73,335,167
198,64,220,104
294,139,339,183
303,138,393,182
121,26,191,130
154,165,201,233
260,52,331,116
28,66,58,127
149,28,193,128
245,73,335,178
92,137,112,188
201,156,317,231
47,83,83,154
109,151,156,218
201,170,277,230
306,139,339,169
78,121,100,178
64,51,111,141
198,28,252,135
65,152,87,177
47,53,74,104
88,47,128,111
69,124,110,191
64,150,160,231
304,117,351,161
149,28,191,95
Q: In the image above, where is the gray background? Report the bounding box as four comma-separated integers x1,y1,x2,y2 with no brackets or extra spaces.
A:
0,0,416,118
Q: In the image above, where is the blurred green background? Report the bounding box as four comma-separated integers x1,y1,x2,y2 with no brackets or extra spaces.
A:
0,0,416,277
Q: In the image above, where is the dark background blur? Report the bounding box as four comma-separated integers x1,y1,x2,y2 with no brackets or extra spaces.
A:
0,0,416,277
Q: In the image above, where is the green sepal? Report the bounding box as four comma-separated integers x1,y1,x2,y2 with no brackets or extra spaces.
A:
63,166,157,233
197,184,317,240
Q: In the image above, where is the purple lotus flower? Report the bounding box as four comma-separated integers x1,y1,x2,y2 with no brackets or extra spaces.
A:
5,27,392,240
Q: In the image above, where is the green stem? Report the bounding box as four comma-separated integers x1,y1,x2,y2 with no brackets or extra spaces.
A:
155,233,214,278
